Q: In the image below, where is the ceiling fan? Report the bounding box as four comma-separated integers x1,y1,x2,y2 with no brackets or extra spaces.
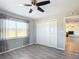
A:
22,0,50,13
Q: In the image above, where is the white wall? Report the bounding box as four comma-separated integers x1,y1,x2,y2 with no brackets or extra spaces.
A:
57,17,65,50
29,20,36,44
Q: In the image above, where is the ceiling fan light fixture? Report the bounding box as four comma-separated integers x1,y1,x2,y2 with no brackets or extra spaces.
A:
20,0,50,13
31,5,37,10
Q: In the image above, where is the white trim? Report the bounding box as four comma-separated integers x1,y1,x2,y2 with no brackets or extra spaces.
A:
0,43,34,54
36,44,65,51
57,47,65,50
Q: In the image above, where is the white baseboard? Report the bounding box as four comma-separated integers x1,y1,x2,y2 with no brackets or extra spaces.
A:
57,48,65,50
35,43,65,51
0,43,34,55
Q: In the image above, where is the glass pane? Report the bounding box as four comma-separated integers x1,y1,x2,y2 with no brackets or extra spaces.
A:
17,22,28,37
6,20,16,39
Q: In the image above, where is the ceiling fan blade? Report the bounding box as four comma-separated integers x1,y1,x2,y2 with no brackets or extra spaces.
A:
29,9,33,13
38,7,44,12
24,4,32,6
36,1,50,6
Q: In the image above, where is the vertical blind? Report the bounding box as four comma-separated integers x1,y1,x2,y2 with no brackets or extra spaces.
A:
1,19,29,39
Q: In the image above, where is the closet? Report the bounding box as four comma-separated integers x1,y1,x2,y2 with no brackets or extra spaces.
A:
36,19,57,48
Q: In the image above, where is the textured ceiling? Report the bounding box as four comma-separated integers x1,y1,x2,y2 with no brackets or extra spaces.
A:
0,0,79,19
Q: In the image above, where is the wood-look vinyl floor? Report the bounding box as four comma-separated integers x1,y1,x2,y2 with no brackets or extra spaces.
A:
65,37,79,53
0,44,79,59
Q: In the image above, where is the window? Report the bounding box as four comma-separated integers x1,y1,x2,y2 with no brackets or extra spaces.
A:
6,20,16,39
17,22,28,38
1,19,29,39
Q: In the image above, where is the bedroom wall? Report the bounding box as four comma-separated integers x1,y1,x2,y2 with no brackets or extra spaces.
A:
57,17,65,50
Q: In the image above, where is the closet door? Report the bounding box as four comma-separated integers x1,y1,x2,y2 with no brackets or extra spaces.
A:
49,20,57,48
36,20,57,48
36,20,50,46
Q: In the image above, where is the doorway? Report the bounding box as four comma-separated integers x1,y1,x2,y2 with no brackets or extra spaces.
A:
65,16,79,54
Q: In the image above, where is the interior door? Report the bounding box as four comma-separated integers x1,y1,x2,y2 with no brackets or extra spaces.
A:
36,20,57,48
36,20,50,46
49,20,57,48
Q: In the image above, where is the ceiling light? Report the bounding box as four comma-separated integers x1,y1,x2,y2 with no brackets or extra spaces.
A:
19,4,23,6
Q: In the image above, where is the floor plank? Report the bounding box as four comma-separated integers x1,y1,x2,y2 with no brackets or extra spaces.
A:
0,44,79,59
